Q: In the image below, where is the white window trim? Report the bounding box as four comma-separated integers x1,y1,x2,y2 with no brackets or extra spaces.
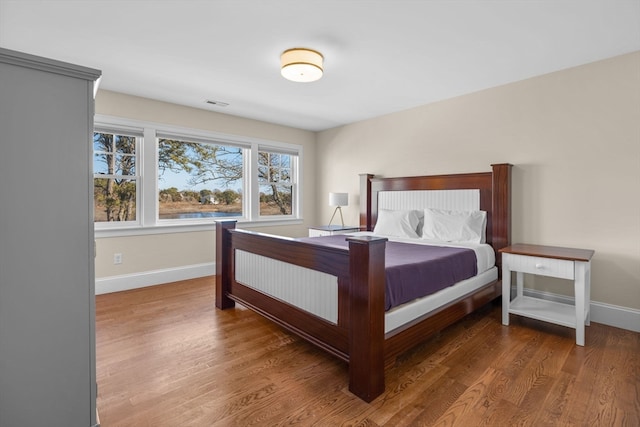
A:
94,115,303,238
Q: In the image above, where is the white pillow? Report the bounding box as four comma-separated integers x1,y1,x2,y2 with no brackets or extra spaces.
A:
422,208,487,243
373,209,421,239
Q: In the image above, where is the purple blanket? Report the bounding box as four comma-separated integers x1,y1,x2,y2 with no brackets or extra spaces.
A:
299,235,478,310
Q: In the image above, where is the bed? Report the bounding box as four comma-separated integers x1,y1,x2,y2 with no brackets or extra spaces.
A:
215,163,512,402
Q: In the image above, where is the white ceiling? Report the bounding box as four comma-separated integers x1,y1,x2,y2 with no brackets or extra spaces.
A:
1,1,638,131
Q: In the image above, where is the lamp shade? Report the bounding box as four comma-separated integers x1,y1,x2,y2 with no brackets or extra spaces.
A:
281,48,323,82
329,192,348,207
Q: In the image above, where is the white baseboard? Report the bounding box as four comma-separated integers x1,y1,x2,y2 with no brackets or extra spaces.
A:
518,287,640,333
95,262,215,295
96,270,638,334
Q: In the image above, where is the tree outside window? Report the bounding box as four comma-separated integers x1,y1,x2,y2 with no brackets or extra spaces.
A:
93,132,137,222
258,151,293,216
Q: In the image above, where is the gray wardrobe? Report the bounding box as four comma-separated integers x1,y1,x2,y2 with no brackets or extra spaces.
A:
0,48,101,427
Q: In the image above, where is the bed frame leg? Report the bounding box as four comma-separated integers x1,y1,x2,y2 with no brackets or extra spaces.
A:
347,236,387,402
215,220,236,309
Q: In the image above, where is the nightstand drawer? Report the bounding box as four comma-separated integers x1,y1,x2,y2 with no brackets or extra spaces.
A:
503,253,574,280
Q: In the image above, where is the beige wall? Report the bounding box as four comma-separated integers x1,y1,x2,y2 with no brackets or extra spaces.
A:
95,231,214,277
316,51,640,310
94,91,317,278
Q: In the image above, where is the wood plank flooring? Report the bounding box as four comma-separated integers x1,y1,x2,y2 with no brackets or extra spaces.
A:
96,277,640,426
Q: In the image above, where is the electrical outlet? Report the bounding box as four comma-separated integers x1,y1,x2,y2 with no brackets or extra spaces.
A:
113,253,122,264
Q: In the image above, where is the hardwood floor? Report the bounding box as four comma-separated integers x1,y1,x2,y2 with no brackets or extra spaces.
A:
96,277,639,426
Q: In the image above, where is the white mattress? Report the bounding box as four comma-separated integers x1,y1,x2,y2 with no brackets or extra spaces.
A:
347,232,497,334
384,267,497,334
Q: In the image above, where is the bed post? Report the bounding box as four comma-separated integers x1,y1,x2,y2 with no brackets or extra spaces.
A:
215,220,236,309
359,173,374,231
491,163,512,273
346,235,387,402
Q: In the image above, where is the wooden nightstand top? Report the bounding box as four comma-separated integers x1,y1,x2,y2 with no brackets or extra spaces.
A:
500,244,594,262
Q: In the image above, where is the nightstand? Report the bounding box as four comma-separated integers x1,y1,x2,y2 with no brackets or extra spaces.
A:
308,225,360,237
500,244,595,346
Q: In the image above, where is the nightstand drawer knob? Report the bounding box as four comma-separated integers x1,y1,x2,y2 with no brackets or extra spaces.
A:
535,263,544,269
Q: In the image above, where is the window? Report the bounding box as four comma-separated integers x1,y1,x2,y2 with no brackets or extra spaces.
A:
157,137,243,220
93,117,302,233
93,130,140,223
258,150,293,216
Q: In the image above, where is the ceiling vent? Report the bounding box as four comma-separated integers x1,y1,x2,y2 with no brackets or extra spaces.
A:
206,100,229,107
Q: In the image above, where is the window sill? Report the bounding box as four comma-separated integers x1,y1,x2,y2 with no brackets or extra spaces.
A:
94,218,304,238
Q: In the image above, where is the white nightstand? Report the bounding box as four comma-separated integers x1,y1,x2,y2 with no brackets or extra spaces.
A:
500,244,595,346
308,225,360,237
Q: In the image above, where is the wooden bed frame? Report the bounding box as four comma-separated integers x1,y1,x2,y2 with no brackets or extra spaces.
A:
215,163,512,402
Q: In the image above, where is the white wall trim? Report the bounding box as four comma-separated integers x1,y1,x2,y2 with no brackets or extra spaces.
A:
518,287,640,333
95,262,215,295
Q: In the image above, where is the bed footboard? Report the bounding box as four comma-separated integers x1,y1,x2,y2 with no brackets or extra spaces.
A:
215,220,388,402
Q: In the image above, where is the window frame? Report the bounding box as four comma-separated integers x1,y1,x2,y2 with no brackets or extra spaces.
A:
255,147,298,220
94,115,303,237
92,124,143,229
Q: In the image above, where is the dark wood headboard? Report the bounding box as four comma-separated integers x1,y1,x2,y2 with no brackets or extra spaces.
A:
359,163,512,266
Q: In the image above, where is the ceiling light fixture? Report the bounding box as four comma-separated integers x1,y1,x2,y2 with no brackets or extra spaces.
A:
280,48,323,83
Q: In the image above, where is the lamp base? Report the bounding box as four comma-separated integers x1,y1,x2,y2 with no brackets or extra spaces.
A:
328,206,345,227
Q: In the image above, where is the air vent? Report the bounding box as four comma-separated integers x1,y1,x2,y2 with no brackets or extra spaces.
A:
206,100,229,107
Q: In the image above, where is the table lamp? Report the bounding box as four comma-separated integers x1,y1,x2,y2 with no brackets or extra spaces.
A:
328,192,348,227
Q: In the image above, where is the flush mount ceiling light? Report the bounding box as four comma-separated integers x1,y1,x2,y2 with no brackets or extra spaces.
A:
280,48,323,82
